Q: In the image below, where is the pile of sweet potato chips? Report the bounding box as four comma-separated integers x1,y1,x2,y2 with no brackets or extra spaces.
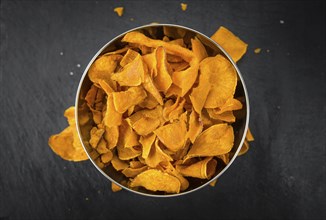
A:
49,26,254,194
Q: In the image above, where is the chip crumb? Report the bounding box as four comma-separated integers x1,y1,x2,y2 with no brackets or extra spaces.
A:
77,64,81,68
69,72,74,76
114,7,124,17
181,3,187,11
280,20,284,24
266,49,270,53
254,48,261,54
85,197,89,201
130,18,134,21
60,52,63,56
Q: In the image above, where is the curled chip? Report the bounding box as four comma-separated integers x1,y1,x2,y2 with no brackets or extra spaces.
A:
49,25,253,194
176,157,217,179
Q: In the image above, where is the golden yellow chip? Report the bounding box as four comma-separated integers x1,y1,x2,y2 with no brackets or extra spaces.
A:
111,182,123,192
209,179,217,187
48,107,88,161
176,157,217,179
203,55,237,108
154,112,187,152
153,47,173,92
122,166,148,178
246,128,254,142
111,54,144,86
159,161,189,191
103,126,119,149
191,37,208,62
101,151,113,163
145,138,173,168
111,154,129,171
185,123,234,160
120,49,139,67
117,120,139,149
139,133,156,159
103,93,122,127
211,26,248,62
130,169,181,193
206,109,236,123
187,109,203,143
112,86,147,113
180,3,187,11
113,7,124,17
142,62,163,105
88,55,122,90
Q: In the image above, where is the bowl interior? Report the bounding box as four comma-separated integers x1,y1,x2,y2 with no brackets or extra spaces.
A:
76,24,249,197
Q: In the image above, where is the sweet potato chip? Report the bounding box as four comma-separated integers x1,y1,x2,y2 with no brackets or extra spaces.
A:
142,61,163,105
113,7,124,17
111,182,123,192
103,126,119,149
206,109,236,123
103,93,122,127
139,133,156,159
120,49,139,67
88,54,122,90
153,47,173,92
48,107,88,161
112,86,147,113
177,157,217,179
154,113,187,152
191,37,208,62
122,166,148,178
172,59,199,96
111,54,144,86
159,161,189,191
203,55,237,108
145,138,173,168
111,154,129,171
101,151,113,163
211,26,248,62
187,109,203,143
89,127,105,148
185,124,234,160
117,120,139,149
130,169,181,193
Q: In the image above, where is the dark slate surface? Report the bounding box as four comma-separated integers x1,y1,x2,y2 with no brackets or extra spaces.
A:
1,0,325,219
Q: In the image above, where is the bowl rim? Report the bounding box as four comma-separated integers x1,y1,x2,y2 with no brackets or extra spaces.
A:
75,23,250,197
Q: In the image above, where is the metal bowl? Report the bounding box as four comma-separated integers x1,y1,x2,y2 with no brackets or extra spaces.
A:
75,24,250,197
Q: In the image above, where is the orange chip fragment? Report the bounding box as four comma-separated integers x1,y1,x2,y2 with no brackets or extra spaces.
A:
211,26,248,62
114,7,124,17
111,182,123,192
180,3,187,11
130,169,181,193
